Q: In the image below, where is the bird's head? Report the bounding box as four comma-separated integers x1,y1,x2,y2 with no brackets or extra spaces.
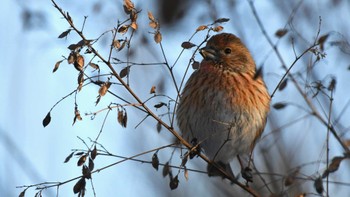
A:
200,33,256,74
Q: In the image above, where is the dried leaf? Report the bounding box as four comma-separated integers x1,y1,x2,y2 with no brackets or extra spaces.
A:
181,42,196,49
88,157,94,171
149,21,158,29
322,156,345,178
181,154,188,167
98,82,111,97
67,12,73,24
53,60,63,73
150,86,156,94
77,155,87,166
91,145,97,160
73,178,86,194
118,39,127,51
154,31,162,43
314,176,323,194
64,152,75,163
213,26,224,32
67,52,76,64
275,29,288,38
74,55,84,71
196,25,208,32
214,18,230,24
89,63,99,70
328,77,336,91
130,22,138,30
184,166,189,181
123,0,134,13
120,67,129,78
169,175,179,190
154,102,167,109
152,152,159,170
273,102,287,110
279,78,288,91
19,190,25,197
113,39,121,49
162,162,170,177
118,25,129,34
284,168,299,186
77,71,84,91
58,29,71,39
318,34,329,51
82,165,91,179
73,107,82,125
156,121,162,133
42,112,51,127
117,109,127,128
147,11,155,21
130,10,138,22
192,61,199,70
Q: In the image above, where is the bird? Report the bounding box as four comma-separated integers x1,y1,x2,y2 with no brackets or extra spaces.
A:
176,33,270,181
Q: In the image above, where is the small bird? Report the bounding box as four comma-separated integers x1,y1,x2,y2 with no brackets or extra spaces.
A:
176,33,270,180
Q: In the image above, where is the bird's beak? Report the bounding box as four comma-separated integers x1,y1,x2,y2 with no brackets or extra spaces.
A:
199,47,217,61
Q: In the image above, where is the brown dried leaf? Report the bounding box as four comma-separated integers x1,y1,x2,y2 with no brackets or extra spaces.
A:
120,67,129,78
82,165,91,179
192,61,199,70
273,102,287,110
130,22,138,30
73,107,82,125
130,11,138,22
19,190,25,197
169,175,179,190
67,52,76,64
118,25,129,34
78,71,84,86
181,41,196,49
64,152,75,163
213,26,224,32
73,178,86,194
98,82,111,97
214,18,230,24
148,11,155,21
328,77,336,91
275,29,288,38
113,39,121,49
117,109,127,128
77,155,87,166
89,63,99,70
154,102,167,109
152,152,159,170
53,60,63,73
162,162,170,177
67,12,73,24
156,121,162,133
91,145,97,160
184,167,189,181
74,55,84,71
284,168,299,186
279,78,288,91
154,31,162,43
196,25,208,32
150,86,156,94
314,176,323,194
88,157,94,171
322,156,345,178
123,0,134,13
58,29,71,39
149,21,158,29
318,34,329,50
42,112,51,127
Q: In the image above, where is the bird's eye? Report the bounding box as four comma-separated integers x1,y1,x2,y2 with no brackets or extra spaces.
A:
224,48,232,54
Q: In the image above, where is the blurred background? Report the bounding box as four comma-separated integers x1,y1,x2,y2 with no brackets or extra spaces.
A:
1,0,350,196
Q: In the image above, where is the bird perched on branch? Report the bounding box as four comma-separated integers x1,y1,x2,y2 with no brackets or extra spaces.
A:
176,33,270,180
